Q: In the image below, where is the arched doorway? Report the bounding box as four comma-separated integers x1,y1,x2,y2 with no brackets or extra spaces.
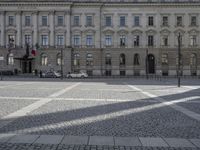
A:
147,54,155,74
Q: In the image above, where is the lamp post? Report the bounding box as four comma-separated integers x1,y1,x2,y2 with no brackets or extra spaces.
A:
60,48,63,80
146,49,149,80
177,33,181,87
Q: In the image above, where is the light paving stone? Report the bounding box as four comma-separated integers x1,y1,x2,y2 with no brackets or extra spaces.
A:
189,139,200,148
0,134,16,143
8,134,39,144
34,135,64,144
61,135,89,145
164,138,195,148
139,137,169,147
89,136,114,146
114,137,142,146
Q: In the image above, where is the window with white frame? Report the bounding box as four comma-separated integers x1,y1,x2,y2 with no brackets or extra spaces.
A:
134,35,140,47
56,35,64,46
8,16,15,26
105,53,111,65
191,16,197,26
25,16,31,26
74,53,80,66
162,54,168,65
148,35,154,46
190,35,197,46
120,35,126,46
8,35,15,47
41,53,48,66
7,53,14,65
148,16,154,26
162,16,168,26
86,35,93,46
74,35,80,46
74,16,80,26
25,35,31,45
57,16,64,26
41,35,48,46
177,16,183,26
86,53,93,66
105,16,112,27
119,53,126,65
162,36,168,46
42,16,48,26
120,16,126,27
57,53,61,66
134,16,140,26
105,35,112,46
86,16,93,26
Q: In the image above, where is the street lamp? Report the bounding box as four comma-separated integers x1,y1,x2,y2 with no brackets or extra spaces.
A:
146,49,149,80
177,33,181,87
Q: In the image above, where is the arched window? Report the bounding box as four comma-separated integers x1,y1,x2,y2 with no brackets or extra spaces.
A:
134,53,140,65
105,53,111,65
74,53,80,66
161,53,168,65
119,53,125,65
86,53,93,66
57,53,61,66
7,53,14,65
41,53,48,66
190,53,197,66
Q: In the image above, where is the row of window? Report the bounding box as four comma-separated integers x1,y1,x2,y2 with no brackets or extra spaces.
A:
7,14,199,27
8,33,197,48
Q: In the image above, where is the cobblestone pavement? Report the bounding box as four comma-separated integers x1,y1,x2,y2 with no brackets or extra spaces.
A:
0,78,200,149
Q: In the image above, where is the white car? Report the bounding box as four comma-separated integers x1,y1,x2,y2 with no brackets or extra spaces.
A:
66,72,88,78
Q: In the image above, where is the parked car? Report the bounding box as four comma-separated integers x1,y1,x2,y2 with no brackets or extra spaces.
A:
66,72,88,78
41,71,61,78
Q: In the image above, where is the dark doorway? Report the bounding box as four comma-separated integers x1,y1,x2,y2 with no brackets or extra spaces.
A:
147,54,155,74
22,61,32,73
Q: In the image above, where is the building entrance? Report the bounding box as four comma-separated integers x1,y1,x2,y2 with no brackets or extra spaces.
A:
147,54,155,74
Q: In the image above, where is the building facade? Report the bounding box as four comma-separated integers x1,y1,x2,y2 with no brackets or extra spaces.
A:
0,0,200,76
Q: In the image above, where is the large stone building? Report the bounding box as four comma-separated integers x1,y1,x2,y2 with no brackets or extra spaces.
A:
0,0,200,76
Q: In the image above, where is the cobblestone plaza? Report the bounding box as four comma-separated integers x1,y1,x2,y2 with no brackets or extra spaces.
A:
0,78,200,149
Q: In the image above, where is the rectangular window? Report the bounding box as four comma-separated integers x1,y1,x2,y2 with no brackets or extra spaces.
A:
41,35,48,46
8,16,14,26
162,16,168,26
74,16,80,26
86,35,93,46
25,35,31,44
162,36,168,46
120,16,126,27
105,35,112,46
148,16,154,26
57,35,64,46
57,16,64,26
134,35,140,47
105,16,112,27
177,16,183,26
120,35,126,47
190,35,197,46
8,35,15,47
86,16,93,26
74,35,80,46
25,16,31,26
191,16,197,26
148,35,154,46
42,16,48,26
134,16,140,26
162,54,168,65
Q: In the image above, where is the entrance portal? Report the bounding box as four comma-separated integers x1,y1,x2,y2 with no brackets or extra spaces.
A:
22,61,32,73
147,54,155,74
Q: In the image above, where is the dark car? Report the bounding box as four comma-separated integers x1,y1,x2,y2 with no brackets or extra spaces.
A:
41,71,61,78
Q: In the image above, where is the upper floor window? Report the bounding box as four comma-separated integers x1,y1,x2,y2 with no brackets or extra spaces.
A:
120,16,126,27
8,35,15,48
105,16,112,27
105,53,111,65
105,35,112,46
8,16,15,26
190,53,197,66
134,54,140,65
162,36,168,46
25,35,31,45
73,35,80,46
41,35,48,46
134,35,140,47
176,16,183,26
56,35,64,46
120,35,126,47
191,16,197,26
119,53,126,65
134,16,140,26
74,16,80,26
57,16,64,26
190,35,197,46
86,35,93,46
148,16,154,26
148,35,154,46
86,16,93,26
25,16,31,26
162,54,168,65
42,16,48,26
162,16,168,26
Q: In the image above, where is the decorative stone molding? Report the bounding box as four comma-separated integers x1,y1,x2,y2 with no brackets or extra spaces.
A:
131,29,143,34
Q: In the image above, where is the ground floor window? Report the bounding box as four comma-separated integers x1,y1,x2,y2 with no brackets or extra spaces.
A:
105,70,112,76
120,70,126,76
87,70,93,76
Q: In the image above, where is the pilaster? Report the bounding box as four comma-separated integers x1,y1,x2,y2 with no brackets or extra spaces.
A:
49,11,55,47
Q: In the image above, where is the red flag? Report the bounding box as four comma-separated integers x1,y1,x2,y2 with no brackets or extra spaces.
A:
31,49,36,56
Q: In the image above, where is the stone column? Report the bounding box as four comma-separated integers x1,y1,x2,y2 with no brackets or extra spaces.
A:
65,10,71,47
32,11,38,47
49,11,55,47
0,11,5,47
16,11,22,47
